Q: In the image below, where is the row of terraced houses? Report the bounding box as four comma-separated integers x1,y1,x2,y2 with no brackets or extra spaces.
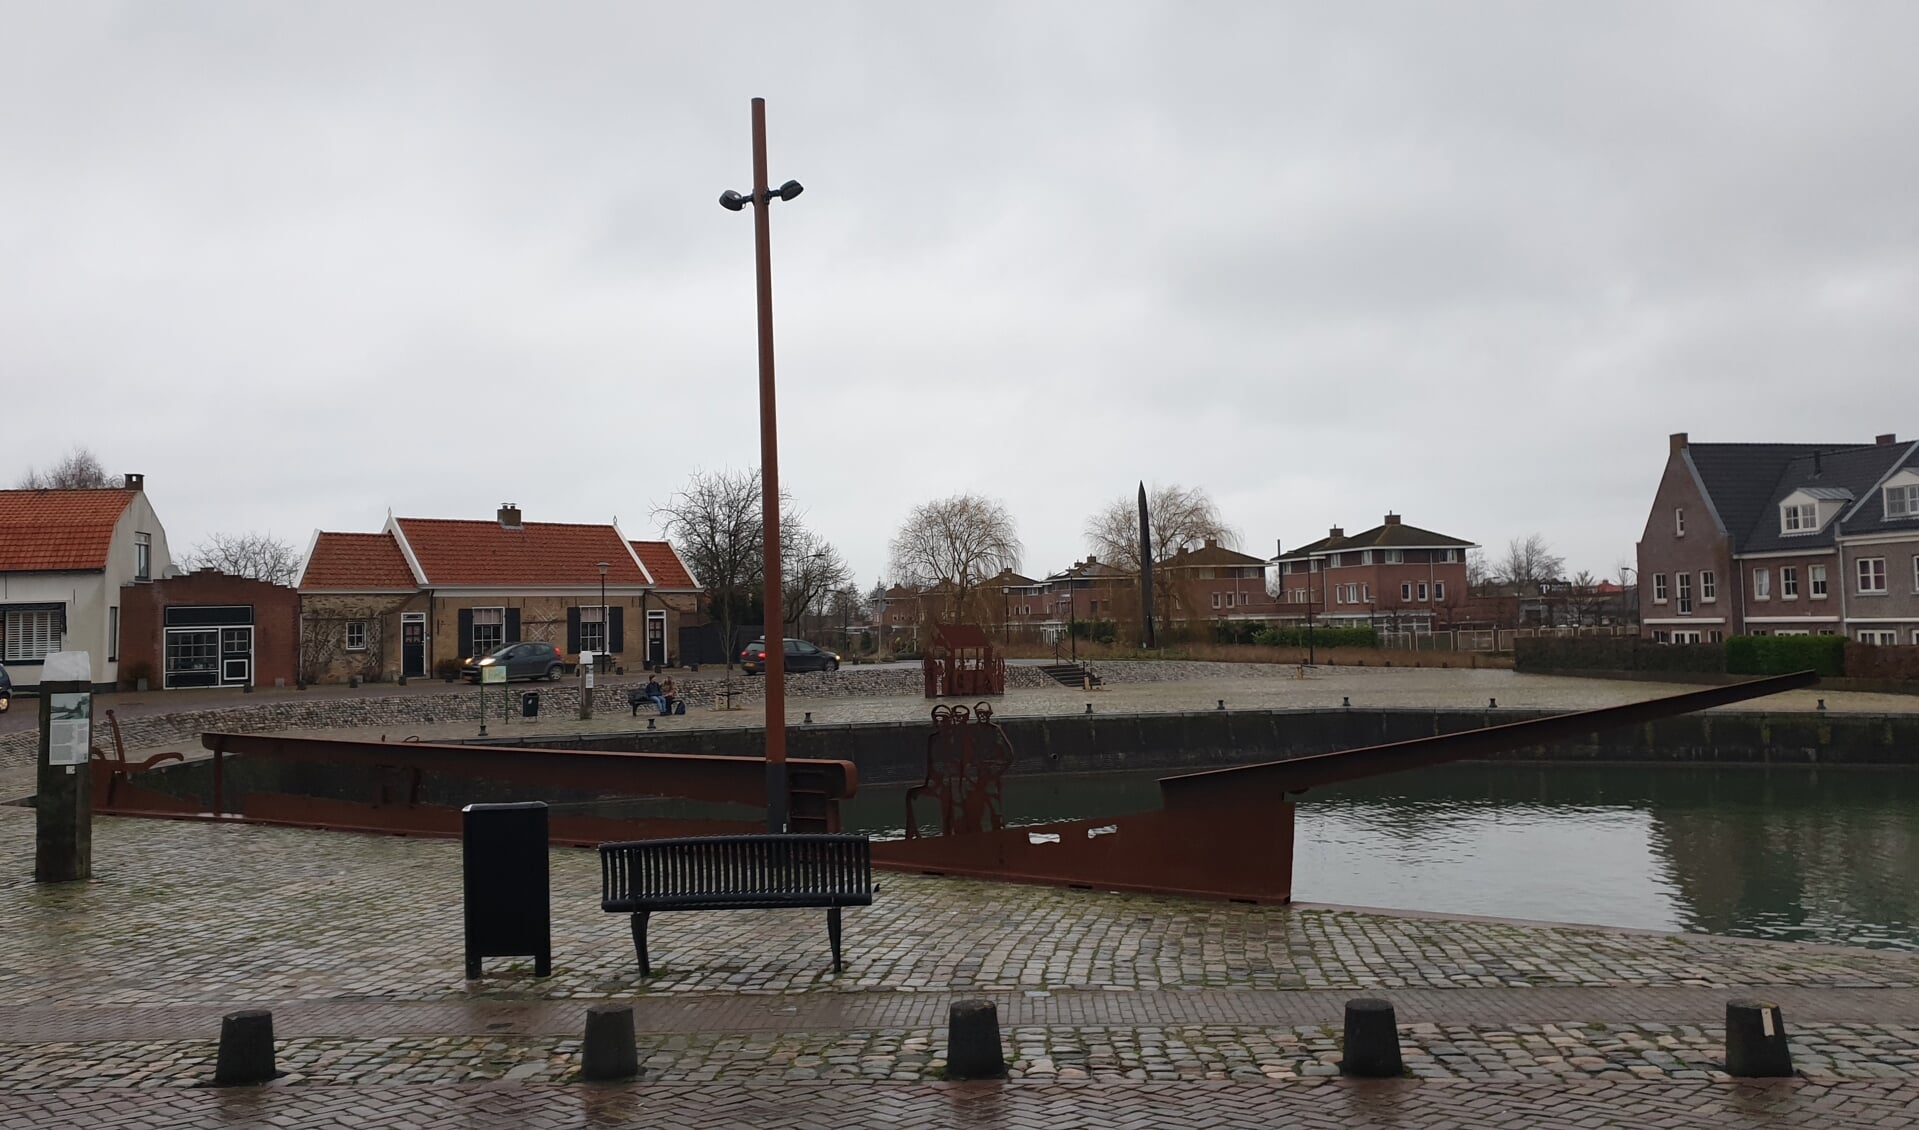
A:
880,514,1481,643
1637,432,1919,645
0,487,702,692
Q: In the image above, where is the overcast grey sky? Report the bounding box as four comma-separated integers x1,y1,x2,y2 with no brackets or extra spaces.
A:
5,2,1915,587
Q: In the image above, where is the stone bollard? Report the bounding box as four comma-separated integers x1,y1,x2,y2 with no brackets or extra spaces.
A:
214,1009,279,1085
945,999,1007,1080
581,1003,640,1081
1726,999,1793,1078
1340,998,1403,1078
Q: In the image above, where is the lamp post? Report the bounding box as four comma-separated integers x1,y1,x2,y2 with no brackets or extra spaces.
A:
720,97,803,833
597,562,609,667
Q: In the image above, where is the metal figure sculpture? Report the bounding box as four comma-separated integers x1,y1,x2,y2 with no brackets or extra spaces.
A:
904,703,1017,839
922,623,1007,698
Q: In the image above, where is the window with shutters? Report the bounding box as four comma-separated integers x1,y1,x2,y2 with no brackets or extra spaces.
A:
471,607,505,654
579,605,606,653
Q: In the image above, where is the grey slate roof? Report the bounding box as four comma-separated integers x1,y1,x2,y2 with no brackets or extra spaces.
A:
1684,443,1840,547
1838,441,1919,536
1738,443,1912,554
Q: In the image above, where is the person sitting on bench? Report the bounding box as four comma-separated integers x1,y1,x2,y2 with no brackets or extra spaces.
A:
641,675,666,715
659,674,680,715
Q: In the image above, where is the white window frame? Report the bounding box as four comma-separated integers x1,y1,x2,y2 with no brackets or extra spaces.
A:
135,532,152,581
1417,581,1429,601
345,621,368,651
1652,573,1668,603
1857,629,1898,645
1885,483,1919,518
1781,503,1816,534
1441,549,1458,563
1700,571,1716,602
1384,550,1404,564
1210,592,1221,609
1676,572,1692,614
1780,566,1798,600
1675,508,1685,536
579,604,608,653
471,606,506,654
1433,581,1445,601
3,608,64,663
1400,583,1412,601
1810,565,1828,599
1753,568,1770,600
1858,557,1887,594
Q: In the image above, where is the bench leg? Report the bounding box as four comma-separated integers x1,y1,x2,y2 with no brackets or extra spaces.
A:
631,912,652,978
828,907,844,973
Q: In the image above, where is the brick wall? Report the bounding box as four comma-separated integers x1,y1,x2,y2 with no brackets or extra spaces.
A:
119,571,302,690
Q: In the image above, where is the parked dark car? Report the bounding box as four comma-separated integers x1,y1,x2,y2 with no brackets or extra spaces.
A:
740,638,841,675
460,642,565,683
0,662,10,714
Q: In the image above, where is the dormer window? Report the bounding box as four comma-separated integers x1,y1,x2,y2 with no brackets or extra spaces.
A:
1782,503,1817,533
1887,481,1919,519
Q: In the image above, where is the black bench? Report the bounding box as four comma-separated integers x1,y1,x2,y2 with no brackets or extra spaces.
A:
599,834,875,977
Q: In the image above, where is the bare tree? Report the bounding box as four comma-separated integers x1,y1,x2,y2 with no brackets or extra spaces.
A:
889,494,1021,624
653,467,799,671
181,532,301,585
1565,569,1606,627
1084,483,1237,574
1493,534,1565,587
1466,548,1490,591
17,447,120,489
781,525,853,631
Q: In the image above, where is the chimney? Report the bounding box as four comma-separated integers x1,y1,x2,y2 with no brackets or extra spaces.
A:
1813,451,1823,477
1669,432,1689,454
498,503,523,529
1203,537,1218,550
1329,526,1344,539
1085,554,1097,565
1877,433,1898,446
123,473,144,492
1275,538,1283,557
1383,513,1401,526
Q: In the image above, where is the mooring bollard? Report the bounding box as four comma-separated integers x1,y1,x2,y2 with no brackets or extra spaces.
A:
946,999,1007,1080
1342,696,1351,708
1340,998,1403,1078
804,711,813,724
1489,697,1497,708
1085,702,1093,714
1217,699,1225,711
646,717,656,730
1725,999,1793,1077
214,1009,279,1086
581,1003,640,1081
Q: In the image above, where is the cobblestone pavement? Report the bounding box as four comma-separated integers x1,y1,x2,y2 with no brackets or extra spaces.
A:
3,1078,1919,1128
8,804,1919,1123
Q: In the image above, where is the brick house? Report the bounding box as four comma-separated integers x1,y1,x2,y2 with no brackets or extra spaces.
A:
1267,515,1474,631
117,569,301,690
296,504,703,683
0,474,173,691
1635,432,1919,643
1042,556,1133,638
1156,539,1277,624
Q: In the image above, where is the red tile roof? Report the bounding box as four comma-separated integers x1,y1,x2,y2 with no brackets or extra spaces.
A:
395,518,648,587
631,541,700,590
300,532,418,590
0,488,135,572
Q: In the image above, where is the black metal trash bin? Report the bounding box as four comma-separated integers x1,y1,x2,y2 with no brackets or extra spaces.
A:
521,691,540,719
461,802,551,978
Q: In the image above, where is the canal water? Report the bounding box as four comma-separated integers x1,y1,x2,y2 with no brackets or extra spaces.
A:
839,764,1919,951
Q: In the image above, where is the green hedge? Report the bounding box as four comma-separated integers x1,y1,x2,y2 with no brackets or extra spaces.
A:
1727,634,1845,677
1514,637,1724,674
1251,625,1378,649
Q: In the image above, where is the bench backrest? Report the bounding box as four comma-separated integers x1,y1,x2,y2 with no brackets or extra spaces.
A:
601,834,873,903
